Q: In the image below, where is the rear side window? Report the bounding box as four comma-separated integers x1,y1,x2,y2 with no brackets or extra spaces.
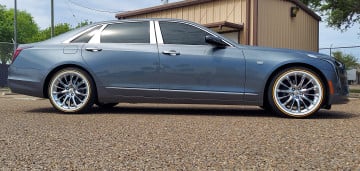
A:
71,25,102,43
159,21,210,45
101,22,150,43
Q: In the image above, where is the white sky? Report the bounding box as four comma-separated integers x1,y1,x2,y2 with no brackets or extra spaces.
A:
1,0,359,60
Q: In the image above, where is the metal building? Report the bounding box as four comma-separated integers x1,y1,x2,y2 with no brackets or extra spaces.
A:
116,0,321,52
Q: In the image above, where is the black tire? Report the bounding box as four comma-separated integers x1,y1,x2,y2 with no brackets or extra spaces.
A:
48,67,95,113
96,103,118,108
267,67,325,118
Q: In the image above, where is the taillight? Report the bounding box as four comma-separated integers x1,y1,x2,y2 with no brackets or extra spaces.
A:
12,48,23,63
12,46,31,63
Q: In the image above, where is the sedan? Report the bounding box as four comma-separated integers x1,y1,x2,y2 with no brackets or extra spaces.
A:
8,19,349,118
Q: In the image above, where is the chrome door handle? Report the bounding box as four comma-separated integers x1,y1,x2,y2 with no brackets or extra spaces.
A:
162,50,180,56
85,47,102,52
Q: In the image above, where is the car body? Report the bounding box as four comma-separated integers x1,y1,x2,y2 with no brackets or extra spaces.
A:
8,19,349,118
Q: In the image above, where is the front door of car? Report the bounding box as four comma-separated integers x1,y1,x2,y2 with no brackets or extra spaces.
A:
156,21,246,102
81,21,159,99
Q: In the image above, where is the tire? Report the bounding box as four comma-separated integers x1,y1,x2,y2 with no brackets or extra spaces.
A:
267,67,325,118
48,67,95,113
96,103,118,108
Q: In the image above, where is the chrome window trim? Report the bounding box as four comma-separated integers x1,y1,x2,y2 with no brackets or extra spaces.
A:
88,24,108,44
156,20,234,47
62,25,102,43
154,21,164,44
149,21,156,44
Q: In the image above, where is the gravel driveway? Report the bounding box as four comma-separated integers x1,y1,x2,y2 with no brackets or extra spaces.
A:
0,94,359,170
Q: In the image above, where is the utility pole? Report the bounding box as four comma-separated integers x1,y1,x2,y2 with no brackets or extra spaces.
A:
51,0,54,38
13,0,17,51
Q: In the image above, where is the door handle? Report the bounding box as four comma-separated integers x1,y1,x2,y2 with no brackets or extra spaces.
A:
85,47,102,52
162,50,180,56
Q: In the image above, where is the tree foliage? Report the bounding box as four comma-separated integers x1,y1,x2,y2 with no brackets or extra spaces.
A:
0,5,38,65
0,4,92,64
332,51,359,70
300,0,360,31
31,23,72,42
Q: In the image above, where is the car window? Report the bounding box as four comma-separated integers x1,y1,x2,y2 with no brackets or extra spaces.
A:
100,22,150,43
159,21,210,45
71,25,102,43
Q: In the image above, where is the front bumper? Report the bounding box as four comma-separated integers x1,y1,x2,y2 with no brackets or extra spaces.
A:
326,59,349,105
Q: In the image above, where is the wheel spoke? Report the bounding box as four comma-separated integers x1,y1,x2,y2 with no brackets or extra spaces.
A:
284,96,293,105
274,69,323,116
280,82,290,89
286,76,293,86
302,95,313,104
300,98,309,110
298,74,306,87
279,94,290,100
50,70,90,112
277,89,291,93
296,99,301,113
75,91,87,97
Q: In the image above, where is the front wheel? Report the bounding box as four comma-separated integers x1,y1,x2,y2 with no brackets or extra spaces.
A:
268,67,325,118
48,68,95,113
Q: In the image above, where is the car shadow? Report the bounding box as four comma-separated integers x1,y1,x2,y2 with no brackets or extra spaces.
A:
27,105,358,119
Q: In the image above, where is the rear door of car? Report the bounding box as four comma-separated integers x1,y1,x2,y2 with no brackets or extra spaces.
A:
81,21,160,99
155,21,246,102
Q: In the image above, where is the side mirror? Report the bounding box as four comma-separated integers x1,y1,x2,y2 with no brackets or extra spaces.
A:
205,35,227,48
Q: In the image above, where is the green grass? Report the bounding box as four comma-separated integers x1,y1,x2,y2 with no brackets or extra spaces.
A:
350,89,360,93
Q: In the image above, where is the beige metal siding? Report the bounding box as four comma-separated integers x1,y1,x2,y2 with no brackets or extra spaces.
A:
257,0,319,52
125,0,248,44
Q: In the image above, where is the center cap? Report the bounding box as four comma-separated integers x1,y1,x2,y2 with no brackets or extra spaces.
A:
294,90,300,96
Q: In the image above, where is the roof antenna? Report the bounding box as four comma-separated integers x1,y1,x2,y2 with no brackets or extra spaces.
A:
161,0,168,4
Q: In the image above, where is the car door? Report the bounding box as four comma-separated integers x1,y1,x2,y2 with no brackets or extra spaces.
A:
156,21,246,102
81,21,160,99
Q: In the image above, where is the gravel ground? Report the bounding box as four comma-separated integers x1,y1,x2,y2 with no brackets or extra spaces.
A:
0,95,360,170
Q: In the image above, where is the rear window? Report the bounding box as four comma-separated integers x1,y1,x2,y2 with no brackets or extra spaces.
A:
71,25,102,43
100,22,150,43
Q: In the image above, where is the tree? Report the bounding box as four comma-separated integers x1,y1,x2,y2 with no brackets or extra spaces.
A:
299,0,360,31
31,23,72,42
75,20,92,29
332,51,359,70
0,5,39,65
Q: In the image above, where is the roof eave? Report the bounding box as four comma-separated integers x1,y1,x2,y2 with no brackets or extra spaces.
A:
116,0,214,19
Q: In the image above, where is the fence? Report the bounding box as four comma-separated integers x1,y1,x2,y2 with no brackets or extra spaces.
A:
319,45,360,60
0,42,14,87
319,45,360,85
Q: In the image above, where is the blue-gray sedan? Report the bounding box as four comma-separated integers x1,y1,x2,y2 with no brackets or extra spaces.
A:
8,19,349,118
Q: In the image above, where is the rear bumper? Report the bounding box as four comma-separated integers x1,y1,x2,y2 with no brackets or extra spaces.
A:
8,79,44,98
8,66,45,98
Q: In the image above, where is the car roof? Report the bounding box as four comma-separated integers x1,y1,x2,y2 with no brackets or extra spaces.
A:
91,18,194,25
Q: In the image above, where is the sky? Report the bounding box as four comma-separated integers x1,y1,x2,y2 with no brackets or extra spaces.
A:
0,0,359,60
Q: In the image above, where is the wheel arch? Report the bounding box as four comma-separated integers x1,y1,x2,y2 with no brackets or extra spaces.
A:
263,63,330,108
43,64,98,99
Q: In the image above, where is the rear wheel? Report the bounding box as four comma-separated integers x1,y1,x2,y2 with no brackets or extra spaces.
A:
268,67,325,118
48,68,95,113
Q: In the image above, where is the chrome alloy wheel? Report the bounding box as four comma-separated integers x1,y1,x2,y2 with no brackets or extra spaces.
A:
49,70,91,112
272,69,324,117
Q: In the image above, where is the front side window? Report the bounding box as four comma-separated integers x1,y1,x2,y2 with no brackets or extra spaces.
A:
100,22,150,43
159,21,210,45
